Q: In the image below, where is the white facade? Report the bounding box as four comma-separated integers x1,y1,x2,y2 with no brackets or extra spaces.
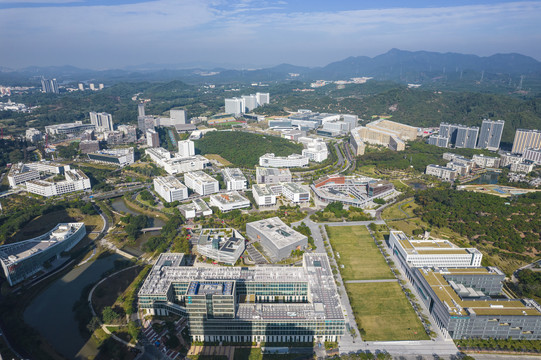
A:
8,162,67,188
179,199,213,219
170,109,187,125
472,154,500,168
146,147,209,175
251,184,278,206
87,148,135,166
522,148,541,165
281,182,310,203
389,231,483,268
209,191,250,212
510,161,535,174
500,153,523,167
146,128,160,147
196,228,245,265
26,169,91,197
256,92,270,106
25,128,43,143
153,176,188,203
184,171,219,195
221,168,247,191
425,164,458,181
302,141,328,162
242,95,258,112
178,140,195,158
225,98,245,116
259,153,309,168
89,112,114,132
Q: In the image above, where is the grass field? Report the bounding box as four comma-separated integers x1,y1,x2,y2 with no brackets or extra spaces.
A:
204,154,233,166
345,282,429,341
326,226,393,281
381,198,418,220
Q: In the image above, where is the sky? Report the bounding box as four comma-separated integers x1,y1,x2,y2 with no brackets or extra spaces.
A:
0,0,540,70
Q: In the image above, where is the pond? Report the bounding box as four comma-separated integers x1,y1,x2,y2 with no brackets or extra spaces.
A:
466,171,500,185
111,197,165,227
24,254,122,359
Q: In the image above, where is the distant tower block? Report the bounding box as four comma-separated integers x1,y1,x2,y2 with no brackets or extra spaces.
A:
138,103,146,117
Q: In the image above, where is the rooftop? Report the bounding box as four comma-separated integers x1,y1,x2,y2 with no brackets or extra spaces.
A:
185,171,217,183
222,168,247,182
209,191,249,205
154,176,187,191
395,235,480,256
282,182,309,194
246,217,307,250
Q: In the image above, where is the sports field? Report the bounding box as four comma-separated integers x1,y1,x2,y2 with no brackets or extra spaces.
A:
345,282,429,341
326,225,393,281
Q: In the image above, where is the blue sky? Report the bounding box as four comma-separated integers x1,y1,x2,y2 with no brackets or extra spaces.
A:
0,0,540,69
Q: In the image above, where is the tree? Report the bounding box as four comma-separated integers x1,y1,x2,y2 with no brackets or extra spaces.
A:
102,306,120,324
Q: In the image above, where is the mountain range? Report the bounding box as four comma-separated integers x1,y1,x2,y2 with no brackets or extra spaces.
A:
2,49,541,85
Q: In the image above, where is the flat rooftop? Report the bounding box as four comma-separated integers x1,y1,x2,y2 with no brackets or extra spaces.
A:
187,281,234,296
252,184,274,197
198,228,244,253
0,223,84,266
209,191,249,205
246,217,307,250
397,236,479,256
139,253,343,321
420,268,541,317
185,170,217,183
282,182,308,194
256,167,291,177
155,176,187,191
222,168,247,182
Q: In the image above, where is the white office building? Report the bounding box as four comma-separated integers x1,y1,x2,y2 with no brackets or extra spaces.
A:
225,98,245,116
170,109,187,125
522,148,541,165
242,95,258,112
178,199,213,219
26,169,91,197
153,176,188,203
8,162,68,188
472,154,500,168
251,184,278,206
146,147,209,175
87,148,135,167
256,92,270,106
302,140,328,162
259,153,309,168
89,112,114,132
209,191,251,212
389,231,482,268
256,167,292,184
178,140,195,158
196,228,245,265
510,160,535,174
221,168,247,191
184,171,219,195
147,128,160,148
425,164,458,181
281,182,310,203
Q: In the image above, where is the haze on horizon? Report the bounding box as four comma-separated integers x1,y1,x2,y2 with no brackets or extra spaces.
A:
0,0,540,70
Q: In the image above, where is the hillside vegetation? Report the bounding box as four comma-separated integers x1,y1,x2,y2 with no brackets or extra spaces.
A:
194,131,303,167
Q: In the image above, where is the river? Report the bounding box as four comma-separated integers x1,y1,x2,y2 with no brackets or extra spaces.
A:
111,197,165,227
24,254,122,359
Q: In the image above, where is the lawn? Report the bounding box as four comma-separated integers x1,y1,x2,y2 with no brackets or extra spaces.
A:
326,226,393,281
203,154,233,166
345,282,429,341
381,198,418,220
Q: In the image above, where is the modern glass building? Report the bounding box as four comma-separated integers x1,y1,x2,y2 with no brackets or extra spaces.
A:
138,253,345,343
0,223,86,286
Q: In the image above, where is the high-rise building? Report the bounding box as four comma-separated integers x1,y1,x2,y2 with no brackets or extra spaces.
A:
89,83,96,91
98,83,104,90
256,92,270,106
512,129,541,154
146,128,160,148
455,126,479,149
78,83,84,91
242,94,258,112
170,109,187,125
178,140,195,158
477,119,504,151
41,77,59,94
225,97,245,116
138,103,145,117
89,112,114,132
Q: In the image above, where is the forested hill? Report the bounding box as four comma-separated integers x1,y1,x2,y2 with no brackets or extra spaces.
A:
194,131,303,167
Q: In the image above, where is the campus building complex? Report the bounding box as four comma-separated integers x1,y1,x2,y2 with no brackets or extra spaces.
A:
425,164,459,182
45,121,96,135
350,120,417,152
153,176,188,203
221,168,247,191
0,223,86,286
145,147,210,175
178,199,213,219
26,169,91,197
246,217,307,261
388,231,541,340
429,123,479,150
209,191,250,212
256,167,292,184
138,253,345,343
311,174,395,208
196,228,245,265
87,148,135,167
259,153,309,168
184,171,219,196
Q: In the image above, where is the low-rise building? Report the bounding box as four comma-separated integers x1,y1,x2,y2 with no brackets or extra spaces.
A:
178,199,212,219
221,168,247,191
25,128,42,143
522,148,541,165
45,121,96,135
145,147,209,175
500,153,524,167
302,141,328,162
472,154,500,168
246,217,308,262
425,164,458,181
510,160,535,174
87,148,134,167
209,191,250,212
256,167,292,184
79,140,100,154
26,169,91,197
389,231,482,269
196,228,245,265
153,176,188,203
7,161,68,188
259,153,309,168
281,182,310,203
251,184,277,206
0,223,86,286
446,162,470,176
184,171,219,195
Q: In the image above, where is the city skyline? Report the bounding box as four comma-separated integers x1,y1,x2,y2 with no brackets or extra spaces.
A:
0,0,540,69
